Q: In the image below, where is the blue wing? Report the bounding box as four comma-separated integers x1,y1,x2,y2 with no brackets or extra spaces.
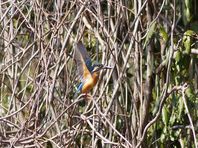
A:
74,42,94,75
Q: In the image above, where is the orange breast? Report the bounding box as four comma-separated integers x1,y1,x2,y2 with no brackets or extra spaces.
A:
82,72,99,93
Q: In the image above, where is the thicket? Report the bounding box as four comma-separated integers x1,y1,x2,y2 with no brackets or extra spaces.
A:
0,0,198,147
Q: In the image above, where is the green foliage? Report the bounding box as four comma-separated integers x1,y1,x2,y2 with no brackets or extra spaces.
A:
162,106,169,127
182,30,195,54
182,0,193,26
159,25,168,42
143,22,157,49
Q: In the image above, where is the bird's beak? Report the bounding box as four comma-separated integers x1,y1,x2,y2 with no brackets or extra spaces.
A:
92,65,112,73
102,65,113,69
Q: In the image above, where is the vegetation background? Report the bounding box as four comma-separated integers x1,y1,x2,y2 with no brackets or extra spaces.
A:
0,0,198,147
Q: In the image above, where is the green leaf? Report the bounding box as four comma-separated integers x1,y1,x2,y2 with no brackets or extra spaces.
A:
143,22,156,49
184,30,195,36
182,0,193,25
182,30,195,54
174,50,182,63
162,106,169,126
160,133,166,143
159,25,168,42
186,8,191,22
185,87,194,98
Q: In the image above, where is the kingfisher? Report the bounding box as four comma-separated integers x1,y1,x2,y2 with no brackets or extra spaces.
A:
74,41,111,94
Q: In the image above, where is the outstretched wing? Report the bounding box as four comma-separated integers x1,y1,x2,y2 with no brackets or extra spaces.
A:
76,42,91,62
74,41,93,81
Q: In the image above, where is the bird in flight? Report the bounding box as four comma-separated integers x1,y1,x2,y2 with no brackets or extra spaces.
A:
74,41,112,95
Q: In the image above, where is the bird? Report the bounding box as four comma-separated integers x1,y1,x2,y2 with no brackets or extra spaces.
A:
74,41,112,95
